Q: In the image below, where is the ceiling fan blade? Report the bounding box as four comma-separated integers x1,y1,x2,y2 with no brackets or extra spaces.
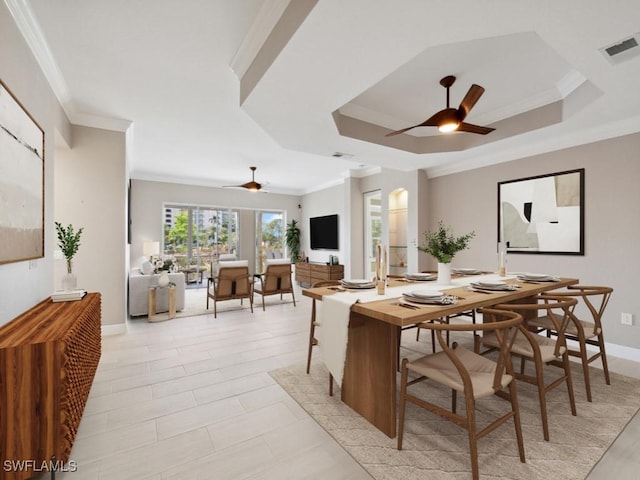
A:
385,124,421,137
457,122,495,135
457,84,485,120
386,109,453,137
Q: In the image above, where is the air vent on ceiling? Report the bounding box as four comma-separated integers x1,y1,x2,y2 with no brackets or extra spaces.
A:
599,33,640,65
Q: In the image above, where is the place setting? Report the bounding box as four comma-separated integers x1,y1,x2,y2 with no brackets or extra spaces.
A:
401,272,436,282
516,272,561,283
451,267,482,275
339,278,377,290
397,290,459,309
467,280,519,294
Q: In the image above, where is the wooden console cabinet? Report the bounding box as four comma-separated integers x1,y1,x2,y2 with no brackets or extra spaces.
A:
0,293,101,479
295,262,344,286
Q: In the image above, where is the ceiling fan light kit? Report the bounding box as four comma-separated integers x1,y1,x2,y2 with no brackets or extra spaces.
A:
386,75,495,137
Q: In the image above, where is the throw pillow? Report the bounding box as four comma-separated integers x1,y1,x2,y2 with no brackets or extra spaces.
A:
141,260,154,275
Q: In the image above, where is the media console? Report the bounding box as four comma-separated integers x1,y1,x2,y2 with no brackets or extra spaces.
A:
295,262,344,287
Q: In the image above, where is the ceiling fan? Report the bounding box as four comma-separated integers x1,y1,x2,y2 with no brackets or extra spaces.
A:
385,75,495,137
223,166,264,192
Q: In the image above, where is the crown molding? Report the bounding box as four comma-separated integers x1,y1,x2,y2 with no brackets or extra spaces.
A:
70,112,132,133
6,0,133,132
230,0,290,79
5,0,71,106
427,114,640,178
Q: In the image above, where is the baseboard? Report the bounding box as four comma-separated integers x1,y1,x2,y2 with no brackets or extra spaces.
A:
566,337,640,363
603,341,640,362
102,322,127,336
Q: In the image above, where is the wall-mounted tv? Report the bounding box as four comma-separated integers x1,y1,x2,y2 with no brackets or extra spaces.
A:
310,214,339,250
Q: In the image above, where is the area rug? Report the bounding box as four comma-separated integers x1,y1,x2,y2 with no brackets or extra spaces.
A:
270,338,640,480
176,287,296,319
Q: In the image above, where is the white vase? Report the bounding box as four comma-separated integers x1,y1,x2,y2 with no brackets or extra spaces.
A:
61,272,77,291
158,271,170,287
437,262,452,285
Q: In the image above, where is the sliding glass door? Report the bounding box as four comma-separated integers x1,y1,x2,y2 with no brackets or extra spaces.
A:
163,205,238,281
255,210,284,273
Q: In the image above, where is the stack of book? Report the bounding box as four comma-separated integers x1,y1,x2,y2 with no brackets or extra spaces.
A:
51,289,87,302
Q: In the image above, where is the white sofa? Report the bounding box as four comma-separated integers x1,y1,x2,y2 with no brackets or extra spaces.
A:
128,268,186,317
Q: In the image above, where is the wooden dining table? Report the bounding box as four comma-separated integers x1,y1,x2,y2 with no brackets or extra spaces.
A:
302,275,578,438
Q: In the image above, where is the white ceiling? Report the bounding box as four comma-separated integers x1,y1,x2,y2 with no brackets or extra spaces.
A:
14,0,640,195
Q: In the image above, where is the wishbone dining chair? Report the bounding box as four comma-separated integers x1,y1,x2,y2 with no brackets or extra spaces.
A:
477,294,578,441
398,308,525,480
306,280,340,396
528,285,613,402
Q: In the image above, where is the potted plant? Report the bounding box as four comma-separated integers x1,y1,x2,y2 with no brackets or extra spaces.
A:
418,221,475,284
285,219,302,263
55,222,84,290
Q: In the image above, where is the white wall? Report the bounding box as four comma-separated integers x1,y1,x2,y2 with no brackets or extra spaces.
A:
426,132,640,349
300,183,346,267
0,2,70,326
55,125,127,326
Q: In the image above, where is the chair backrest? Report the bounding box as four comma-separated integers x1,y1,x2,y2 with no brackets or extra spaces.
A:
423,308,523,394
210,254,239,277
263,260,293,292
494,294,578,356
550,285,613,329
216,261,251,297
266,258,291,266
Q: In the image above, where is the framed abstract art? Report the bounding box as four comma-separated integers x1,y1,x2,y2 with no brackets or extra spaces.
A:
498,168,584,255
0,79,45,264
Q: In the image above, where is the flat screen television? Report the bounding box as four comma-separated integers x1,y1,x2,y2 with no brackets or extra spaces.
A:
310,214,339,250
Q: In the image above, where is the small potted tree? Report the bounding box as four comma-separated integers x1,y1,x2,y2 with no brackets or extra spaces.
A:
418,221,475,284
55,222,84,290
285,219,302,263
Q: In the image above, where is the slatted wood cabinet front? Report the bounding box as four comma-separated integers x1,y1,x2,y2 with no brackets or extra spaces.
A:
0,293,101,479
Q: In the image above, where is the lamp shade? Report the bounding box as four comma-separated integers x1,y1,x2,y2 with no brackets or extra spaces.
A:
143,241,160,257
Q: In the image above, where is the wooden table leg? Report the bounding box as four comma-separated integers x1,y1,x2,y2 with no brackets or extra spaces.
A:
148,287,157,318
341,312,398,438
168,285,176,319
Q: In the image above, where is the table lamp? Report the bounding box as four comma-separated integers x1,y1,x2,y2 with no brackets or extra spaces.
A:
143,241,160,262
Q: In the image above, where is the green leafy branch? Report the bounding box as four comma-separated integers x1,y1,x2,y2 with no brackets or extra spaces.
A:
418,221,475,264
55,222,84,273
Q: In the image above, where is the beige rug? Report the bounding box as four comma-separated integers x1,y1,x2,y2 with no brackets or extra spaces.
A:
270,337,640,480
177,287,295,319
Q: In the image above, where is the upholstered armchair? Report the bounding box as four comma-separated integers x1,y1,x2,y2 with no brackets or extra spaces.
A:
206,260,253,318
253,258,296,311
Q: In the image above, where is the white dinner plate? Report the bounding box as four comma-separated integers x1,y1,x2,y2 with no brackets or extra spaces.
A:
406,290,443,299
341,279,376,289
342,279,373,285
453,268,479,274
404,273,436,281
520,273,549,279
470,281,513,291
476,281,506,287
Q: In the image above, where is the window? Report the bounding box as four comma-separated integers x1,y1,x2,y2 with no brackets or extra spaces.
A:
163,205,238,270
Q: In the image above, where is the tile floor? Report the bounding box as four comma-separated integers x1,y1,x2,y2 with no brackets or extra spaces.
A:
57,286,638,479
